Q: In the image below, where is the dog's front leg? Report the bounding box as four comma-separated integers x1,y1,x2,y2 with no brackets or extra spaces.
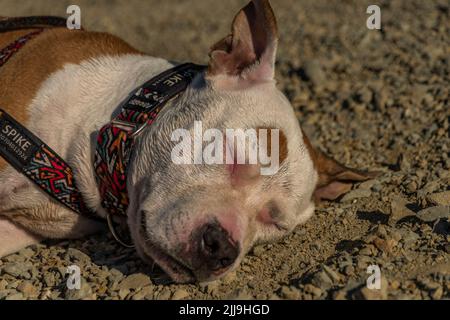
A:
0,217,42,258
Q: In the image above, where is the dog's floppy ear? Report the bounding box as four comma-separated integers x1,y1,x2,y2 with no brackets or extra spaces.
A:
302,130,378,201
207,0,278,85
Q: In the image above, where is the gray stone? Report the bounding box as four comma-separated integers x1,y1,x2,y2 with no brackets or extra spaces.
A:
2,262,32,279
172,289,190,300
280,286,301,300
65,278,93,300
17,281,38,298
427,191,450,206
118,273,151,290
417,206,450,222
341,189,372,202
66,248,91,263
5,292,25,300
390,195,415,222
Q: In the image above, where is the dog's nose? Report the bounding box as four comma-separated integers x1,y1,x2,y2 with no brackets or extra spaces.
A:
199,223,239,271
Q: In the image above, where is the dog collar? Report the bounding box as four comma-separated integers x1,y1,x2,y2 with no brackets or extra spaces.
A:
94,63,206,217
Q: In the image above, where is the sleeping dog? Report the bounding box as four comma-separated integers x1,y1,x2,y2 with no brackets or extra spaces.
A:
0,0,374,283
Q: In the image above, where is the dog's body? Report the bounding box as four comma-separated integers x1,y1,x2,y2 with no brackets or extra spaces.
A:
0,28,161,253
0,1,373,283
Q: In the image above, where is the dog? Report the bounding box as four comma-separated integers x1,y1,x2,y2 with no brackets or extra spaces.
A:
0,0,374,283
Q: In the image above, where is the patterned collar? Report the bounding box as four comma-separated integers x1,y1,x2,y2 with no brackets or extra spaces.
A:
94,63,206,217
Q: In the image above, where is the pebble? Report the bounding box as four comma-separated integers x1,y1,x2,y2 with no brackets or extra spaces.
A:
304,284,322,298
118,288,130,300
416,206,450,222
157,288,173,300
172,289,190,300
117,273,151,290
340,189,372,202
311,269,334,289
17,281,39,298
390,195,415,222
322,265,342,283
131,286,154,300
355,277,388,300
427,191,450,206
252,245,265,256
5,292,25,300
65,278,93,300
2,262,32,279
65,248,91,263
280,286,301,299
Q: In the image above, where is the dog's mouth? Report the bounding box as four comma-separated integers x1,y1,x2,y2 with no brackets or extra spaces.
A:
136,226,195,283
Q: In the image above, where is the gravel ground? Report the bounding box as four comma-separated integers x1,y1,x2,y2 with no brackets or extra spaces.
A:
0,0,449,300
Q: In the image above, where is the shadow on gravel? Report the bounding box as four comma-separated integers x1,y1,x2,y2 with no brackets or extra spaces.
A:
356,210,390,224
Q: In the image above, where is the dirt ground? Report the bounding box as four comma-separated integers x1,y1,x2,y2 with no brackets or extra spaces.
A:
0,0,448,300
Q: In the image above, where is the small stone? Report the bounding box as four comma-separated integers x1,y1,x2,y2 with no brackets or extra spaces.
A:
18,248,35,259
430,286,443,300
406,180,418,193
17,281,38,298
43,273,56,287
0,279,8,291
344,265,355,276
355,277,388,300
65,278,93,300
304,284,322,298
172,289,190,300
341,189,372,202
66,248,91,263
390,280,400,290
358,180,377,190
2,262,32,279
311,269,333,289
157,288,172,300
390,195,415,222
427,191,450,206
5,292,25,300
373,237,397,253
118,273,151,290
322,265,342,283
118,288,130,300
333,290,347,300
280,286,301,300
416,206,450,222
252,245,265,256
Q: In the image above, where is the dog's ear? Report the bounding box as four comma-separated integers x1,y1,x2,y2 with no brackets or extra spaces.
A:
207,0,278,86
302,130,378,201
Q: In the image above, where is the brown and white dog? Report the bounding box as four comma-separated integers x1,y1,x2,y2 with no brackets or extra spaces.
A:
0,0,374,283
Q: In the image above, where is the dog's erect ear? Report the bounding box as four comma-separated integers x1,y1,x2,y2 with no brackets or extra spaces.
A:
302,131,378,201
207,0,278,85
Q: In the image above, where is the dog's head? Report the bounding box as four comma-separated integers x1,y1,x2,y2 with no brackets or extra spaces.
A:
127,0,374,283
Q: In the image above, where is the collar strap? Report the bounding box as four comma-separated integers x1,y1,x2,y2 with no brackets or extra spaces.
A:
94,63,206,216
0,24,94,219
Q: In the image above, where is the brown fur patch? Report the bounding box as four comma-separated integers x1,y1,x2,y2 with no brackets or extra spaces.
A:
259,128,288,164
0,28,141,170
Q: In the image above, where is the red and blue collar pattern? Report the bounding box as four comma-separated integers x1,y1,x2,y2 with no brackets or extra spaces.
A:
94,63,206,216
